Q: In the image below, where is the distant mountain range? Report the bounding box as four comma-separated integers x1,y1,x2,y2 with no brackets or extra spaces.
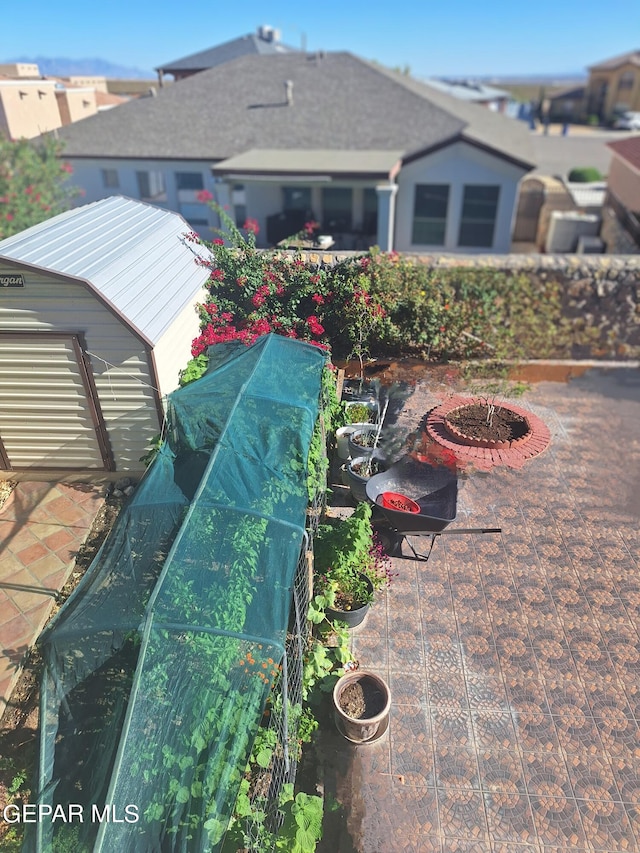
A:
479,73,587,84
3,56,154,79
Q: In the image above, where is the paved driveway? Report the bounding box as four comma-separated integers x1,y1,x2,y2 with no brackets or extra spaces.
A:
319,366,640,852
529,126,624,178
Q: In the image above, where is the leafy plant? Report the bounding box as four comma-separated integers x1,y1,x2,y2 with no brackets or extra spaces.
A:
344,402,375,424
0,136,81,239
179,354,209,386
275,788,323,853
568,166,602,182
313,503,393,612
139,432,163,467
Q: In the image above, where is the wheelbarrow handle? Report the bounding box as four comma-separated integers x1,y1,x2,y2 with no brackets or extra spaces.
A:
435,527,502,535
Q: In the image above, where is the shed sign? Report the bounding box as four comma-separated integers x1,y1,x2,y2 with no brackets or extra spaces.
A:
1,274,24,287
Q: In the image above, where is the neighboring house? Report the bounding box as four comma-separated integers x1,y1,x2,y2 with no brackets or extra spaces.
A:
52,52,535,254
0,63,127,140
0,196,210,473
601,136,640,252
586,50,640,122
422,78,512,114
155,25,298,86
548,85,586,122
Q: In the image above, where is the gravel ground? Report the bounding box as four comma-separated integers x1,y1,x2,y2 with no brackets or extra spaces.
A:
0,480,15,512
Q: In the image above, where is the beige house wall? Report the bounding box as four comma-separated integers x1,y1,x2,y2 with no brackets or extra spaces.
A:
607,155,640,211
0,63,40,77
587,62,640,119
0,80,61,139
58,87,98,124
67,76,108,93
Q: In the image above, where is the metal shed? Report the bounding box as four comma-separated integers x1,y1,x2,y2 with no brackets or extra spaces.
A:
0,196,210,474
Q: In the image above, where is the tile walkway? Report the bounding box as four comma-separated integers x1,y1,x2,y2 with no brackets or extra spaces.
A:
0,481,104,712
319,367,640,852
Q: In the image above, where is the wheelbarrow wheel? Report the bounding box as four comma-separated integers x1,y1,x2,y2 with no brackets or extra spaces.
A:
372,520,403,557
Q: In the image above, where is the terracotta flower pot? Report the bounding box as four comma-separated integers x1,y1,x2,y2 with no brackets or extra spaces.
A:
333,670,391,743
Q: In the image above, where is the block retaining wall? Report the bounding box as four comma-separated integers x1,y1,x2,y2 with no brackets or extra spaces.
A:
287,251,640,358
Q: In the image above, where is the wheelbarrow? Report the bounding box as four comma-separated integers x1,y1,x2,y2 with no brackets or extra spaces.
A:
365,455,501,560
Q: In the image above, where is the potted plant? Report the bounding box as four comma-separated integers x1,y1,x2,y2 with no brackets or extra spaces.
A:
311,503,393,628
347,424,379,459
336,400,378,461
345,382,412,501
333,669,391,743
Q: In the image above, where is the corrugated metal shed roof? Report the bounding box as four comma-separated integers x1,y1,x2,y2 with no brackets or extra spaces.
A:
0,196,211,346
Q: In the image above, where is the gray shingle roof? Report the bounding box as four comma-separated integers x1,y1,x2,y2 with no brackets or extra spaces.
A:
0,196,210,345
55,52,534,170
156,32,297,74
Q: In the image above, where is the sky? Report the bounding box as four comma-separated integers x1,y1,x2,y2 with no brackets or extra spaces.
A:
1,0,639,79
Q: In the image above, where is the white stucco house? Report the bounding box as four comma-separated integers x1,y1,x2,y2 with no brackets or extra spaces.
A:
52,51,535,254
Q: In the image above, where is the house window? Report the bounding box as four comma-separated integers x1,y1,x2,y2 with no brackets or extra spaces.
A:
322,187,352,231
232,184,247,227
618,71,635,91
412,184,449,245
283,187,311,212
176,172,204,190
363,188,378,235
136,170,167,202
179,203,209,226
458,185,500,248
101,168,119,189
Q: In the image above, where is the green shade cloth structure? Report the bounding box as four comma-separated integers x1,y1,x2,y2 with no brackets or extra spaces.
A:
32,334,325,852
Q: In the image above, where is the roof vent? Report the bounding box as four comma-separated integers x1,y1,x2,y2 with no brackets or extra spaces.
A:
284,79,294,106
258,25,280,42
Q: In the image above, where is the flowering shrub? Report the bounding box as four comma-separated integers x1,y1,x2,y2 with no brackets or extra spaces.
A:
186,201,568,370
0,136,81,239
189,204,334,356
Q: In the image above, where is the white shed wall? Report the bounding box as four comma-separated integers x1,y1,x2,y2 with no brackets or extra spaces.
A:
0,266,160,470
153,294,204,398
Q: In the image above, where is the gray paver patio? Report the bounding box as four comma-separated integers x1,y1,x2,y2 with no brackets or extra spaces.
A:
320,367,640,852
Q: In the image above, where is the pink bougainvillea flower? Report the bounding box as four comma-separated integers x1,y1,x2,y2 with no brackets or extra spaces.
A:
306,315,325,336
213,237,224,245
60,162,73,174
196,189,214,202
243,217,260,235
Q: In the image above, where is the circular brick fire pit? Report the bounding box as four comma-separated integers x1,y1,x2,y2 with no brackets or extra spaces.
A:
426,396,551,470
